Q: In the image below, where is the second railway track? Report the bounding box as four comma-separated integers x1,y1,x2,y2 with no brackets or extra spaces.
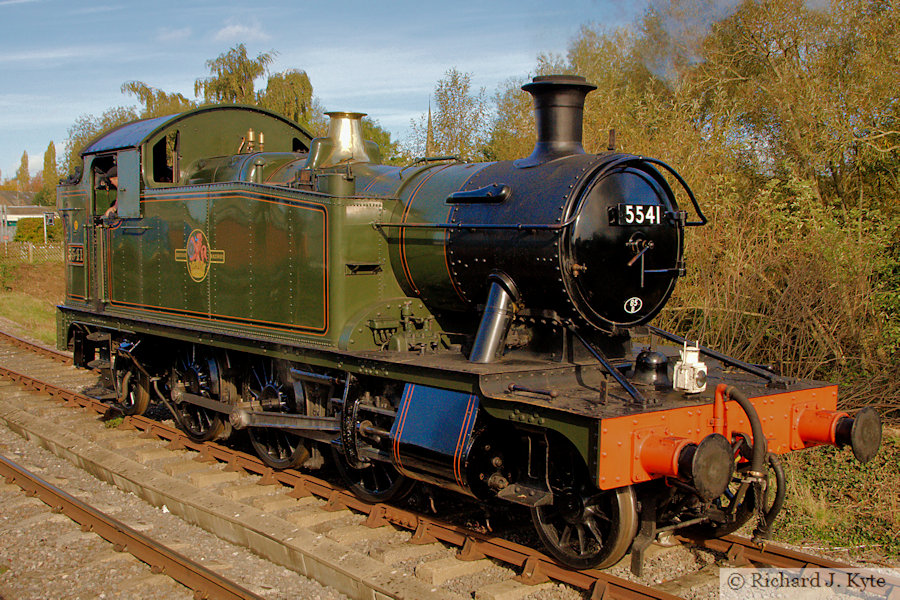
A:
1,329,896,600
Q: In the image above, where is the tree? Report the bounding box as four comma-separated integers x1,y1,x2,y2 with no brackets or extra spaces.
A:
15,151,28,192
688,0,900,208
410,68,489,161
258,69,314,126
63,106,138,175
121,81,195,118
34,142,58,206
485,77,534,160
361,117,401,164
194,44,275,105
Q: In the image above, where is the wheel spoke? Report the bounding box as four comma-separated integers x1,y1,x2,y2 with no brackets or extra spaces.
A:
577,524,590,555
245,359,310,470
558,524,571,547
585,503,611,524
170,348,226,442
584,515,606,548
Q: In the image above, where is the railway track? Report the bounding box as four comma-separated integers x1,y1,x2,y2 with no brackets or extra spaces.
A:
1,329,896,600
0,452,262,600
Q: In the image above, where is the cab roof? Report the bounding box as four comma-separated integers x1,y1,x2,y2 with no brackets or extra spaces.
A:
80,105,313,156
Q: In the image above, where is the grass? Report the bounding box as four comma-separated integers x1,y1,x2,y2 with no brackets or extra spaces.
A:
103,416,124,429
0,258,63,346
0,291,57,345
774,430,900,562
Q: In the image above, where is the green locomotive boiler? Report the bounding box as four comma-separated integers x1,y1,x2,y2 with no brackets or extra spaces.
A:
57,75,881,571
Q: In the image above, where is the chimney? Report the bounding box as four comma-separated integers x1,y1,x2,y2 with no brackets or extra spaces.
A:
516,75,597,168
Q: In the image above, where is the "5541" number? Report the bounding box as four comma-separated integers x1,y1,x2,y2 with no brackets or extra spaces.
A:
615,203,663,226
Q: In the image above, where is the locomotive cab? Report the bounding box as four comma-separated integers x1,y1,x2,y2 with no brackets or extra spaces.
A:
57,106,314,315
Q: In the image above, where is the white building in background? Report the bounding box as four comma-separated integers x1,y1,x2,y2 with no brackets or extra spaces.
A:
0,191,55,241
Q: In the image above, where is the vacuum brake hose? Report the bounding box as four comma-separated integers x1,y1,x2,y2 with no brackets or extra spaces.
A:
723,385,775,542
724,385,767,472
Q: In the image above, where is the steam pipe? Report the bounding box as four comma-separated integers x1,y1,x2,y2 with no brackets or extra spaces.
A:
721,384,767,475
719,384,769,536
469,272,520,363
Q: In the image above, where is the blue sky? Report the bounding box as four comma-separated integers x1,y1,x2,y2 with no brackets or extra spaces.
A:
0,0,648,180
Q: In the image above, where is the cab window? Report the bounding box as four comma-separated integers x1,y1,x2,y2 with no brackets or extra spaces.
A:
152,130,179,183
91,155,117,217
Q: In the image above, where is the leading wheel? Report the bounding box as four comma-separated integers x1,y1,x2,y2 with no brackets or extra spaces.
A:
245,359,310,470
531,440,638,569
532,485,638,570
169,347,229,442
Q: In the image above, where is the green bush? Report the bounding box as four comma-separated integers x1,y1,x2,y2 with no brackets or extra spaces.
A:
12,217,63,243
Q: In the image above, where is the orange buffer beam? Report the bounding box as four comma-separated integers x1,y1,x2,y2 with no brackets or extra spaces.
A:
596,385,838,490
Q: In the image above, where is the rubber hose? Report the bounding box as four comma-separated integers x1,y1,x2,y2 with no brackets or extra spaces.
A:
752,452,786,541
724,385,768,513
724,385,767,475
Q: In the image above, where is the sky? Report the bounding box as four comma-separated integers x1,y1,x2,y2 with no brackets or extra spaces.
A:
0,0,649,180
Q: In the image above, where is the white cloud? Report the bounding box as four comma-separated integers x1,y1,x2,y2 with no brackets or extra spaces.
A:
0,0,38,6
213,18,269,43
157,27,192,43
0,47,96,65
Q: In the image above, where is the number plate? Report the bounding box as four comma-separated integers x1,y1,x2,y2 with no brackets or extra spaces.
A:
612,204,663,226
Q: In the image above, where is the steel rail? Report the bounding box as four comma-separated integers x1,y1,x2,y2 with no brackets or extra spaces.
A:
684,535,900,598
0,453,263,600
0,329,71,363
688,534,900,573
125,410,678,600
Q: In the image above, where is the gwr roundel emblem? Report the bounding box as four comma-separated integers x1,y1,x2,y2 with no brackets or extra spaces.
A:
624,297,643,314
186,229,211,282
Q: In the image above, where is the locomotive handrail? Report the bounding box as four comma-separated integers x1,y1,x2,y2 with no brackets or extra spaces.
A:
569,325,649,406
399,155,460,176
372,218,576,231
640,157,707,226
647,325,787,386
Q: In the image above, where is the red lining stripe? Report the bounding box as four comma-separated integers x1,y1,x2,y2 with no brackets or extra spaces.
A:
453,395,477,488
398,165,454,296
392,384,415,475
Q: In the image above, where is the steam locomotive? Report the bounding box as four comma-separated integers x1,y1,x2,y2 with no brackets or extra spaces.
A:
56,74,882,572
